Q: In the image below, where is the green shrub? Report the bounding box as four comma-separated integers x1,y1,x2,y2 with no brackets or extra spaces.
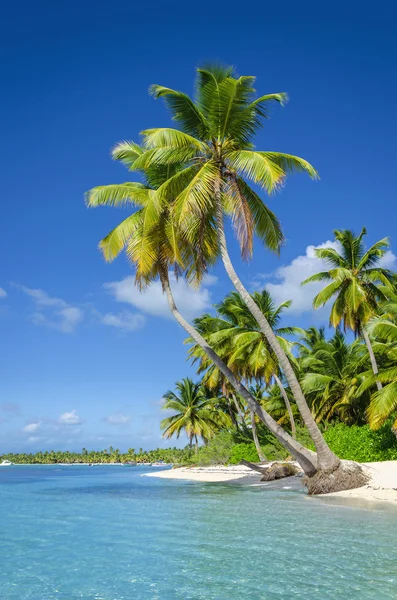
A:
229,443,259,464
195,431,234,465
322,422,397,462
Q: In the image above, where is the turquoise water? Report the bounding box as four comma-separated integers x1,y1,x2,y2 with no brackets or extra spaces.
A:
0,466,396,599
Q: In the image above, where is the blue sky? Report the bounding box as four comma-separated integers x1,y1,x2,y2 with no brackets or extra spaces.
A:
1,1,396,452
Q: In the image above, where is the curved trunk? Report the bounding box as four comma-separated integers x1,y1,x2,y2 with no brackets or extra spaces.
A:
195,436,199,455
160,270,318,476
273,373,296,439
362,328,382,392
214,195,339,472
250,407,267,462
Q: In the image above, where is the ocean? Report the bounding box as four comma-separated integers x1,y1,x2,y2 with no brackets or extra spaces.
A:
0,465,396,599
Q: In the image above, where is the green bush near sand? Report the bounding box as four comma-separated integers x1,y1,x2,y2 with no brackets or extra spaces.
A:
321,422,397,462
193,422,397,466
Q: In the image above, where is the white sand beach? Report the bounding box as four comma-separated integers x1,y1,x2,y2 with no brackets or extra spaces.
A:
144,464,264,484
145,461,397,504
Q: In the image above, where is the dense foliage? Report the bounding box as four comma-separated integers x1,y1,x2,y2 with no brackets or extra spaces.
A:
87,63,397,477
0,447,192,465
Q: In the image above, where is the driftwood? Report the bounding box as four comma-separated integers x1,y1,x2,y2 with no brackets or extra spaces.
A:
240,459,270,475
241,459,300,481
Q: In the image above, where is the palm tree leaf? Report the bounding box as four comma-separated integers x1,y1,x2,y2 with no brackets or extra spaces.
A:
85,182,150,208
301,271,333,285
99,210,143,262
149,84,208,138
141,127,205,151
232,177,284,252
260,152,318,180
111,141,144,170
312,281,342,308
367,381,397,429
226,150,284,193
357,237,390,270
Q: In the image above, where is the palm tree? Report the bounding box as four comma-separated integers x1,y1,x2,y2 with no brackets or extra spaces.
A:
136,64,340,472
161,378,229,452
296,327,326,359
302,228,394,391
86,144,318,476
358,300,397,432
188,289,298,438
300,331,369,425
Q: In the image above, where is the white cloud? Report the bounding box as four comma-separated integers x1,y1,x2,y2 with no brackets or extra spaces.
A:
263,240,341,315
23,422,41,433
16,284,84,333
378,250,397,270
104,413,131,425
59,410,81,425
104,274,217,321
100,310,146,332
262,241,397,316
0,288,7,298
16,285,67,308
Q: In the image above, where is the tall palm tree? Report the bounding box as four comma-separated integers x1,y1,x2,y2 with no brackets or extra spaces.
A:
302,228,394,391
161,378,228,452
86,144,318,476
134,64,339,471
188,289,298,438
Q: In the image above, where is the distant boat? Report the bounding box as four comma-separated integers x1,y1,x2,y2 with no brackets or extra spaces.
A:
152,462,168,467
0,460,13,466
122,461,137,466
137,463,152,467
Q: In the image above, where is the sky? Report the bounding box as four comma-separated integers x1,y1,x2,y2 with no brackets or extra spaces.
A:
1,1,396,452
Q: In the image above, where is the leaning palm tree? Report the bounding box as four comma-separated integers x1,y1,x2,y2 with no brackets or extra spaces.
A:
86,144,319,478
161,378,228,452
302,228,394,391
132,64,340,472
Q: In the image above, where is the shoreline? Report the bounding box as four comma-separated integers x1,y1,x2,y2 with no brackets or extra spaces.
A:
144,461,397,505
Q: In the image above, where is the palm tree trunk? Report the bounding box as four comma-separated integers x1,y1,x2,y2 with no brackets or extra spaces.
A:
160,270,318,476
250,407,267,462
226,402,239,430
362,328,382,392
231,393,245,423
214,194,339,472
195,436,198,455
273,373,296,439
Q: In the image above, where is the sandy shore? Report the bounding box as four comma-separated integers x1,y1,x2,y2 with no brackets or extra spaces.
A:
144,464,265,485
324,461,397,504
144,461,397,505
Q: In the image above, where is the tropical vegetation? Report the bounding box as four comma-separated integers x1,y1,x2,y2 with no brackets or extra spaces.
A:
86,63,397,493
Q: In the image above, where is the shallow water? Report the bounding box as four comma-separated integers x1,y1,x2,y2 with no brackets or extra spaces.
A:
0,465,396,599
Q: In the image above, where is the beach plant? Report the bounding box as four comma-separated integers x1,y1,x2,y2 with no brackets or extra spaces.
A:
300,331,370,425
357,299,397,432
188,290,298,439
302,228,394,390
161,378,229,452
